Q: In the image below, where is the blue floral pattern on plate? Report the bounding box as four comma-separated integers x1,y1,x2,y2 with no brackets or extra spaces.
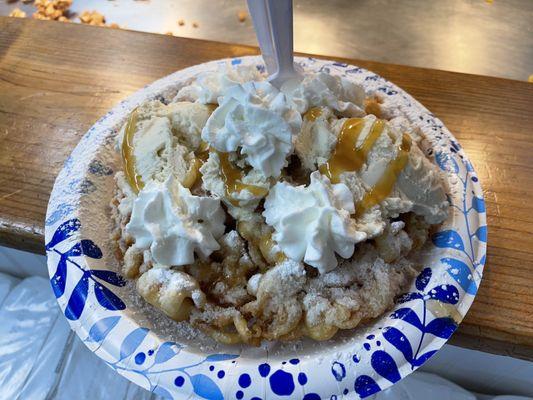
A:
45,56,487,399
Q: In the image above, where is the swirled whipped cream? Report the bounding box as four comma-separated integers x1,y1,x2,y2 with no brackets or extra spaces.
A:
281,72,365,117
202,80,302,178
126,176,225,266
263,171,366,273
175,64,264,104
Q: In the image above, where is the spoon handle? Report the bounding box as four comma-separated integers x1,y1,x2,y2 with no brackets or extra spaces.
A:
247,0,296,87
247,0,277,74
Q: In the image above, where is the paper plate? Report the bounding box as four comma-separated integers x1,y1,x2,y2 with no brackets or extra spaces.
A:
45,56,487,400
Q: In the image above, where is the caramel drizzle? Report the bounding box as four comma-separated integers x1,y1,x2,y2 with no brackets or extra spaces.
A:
184,139,268,200
237,221,286,266
258,232,286,264
181,158,203,189
218,152,268,204
355,133,412,215
182,141,210,189
305,107,322,121
122,109,144,193
181,106,217,188
318,116,413,215
319,118,384,183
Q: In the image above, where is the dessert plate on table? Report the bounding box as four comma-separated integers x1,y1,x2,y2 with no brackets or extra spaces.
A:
45,56,487,400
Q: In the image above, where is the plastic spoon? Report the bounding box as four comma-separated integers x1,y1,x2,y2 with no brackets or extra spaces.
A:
247,0,298,87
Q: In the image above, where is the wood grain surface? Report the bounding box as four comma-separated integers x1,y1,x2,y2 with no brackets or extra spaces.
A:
1,17,532,359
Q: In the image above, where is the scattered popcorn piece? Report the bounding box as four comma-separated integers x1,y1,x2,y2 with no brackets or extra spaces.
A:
165,31,173,35
192,21,199,28
237,10,247,22
79,10,106,26
33,0,72,21
77,10,118,28
177,19,185,26
9,8,26,18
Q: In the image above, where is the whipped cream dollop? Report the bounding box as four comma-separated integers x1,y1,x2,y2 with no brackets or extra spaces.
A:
263,171,366,273
126,176,225,266
202,80,302,178
281,72,365,117
175,64,264,104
